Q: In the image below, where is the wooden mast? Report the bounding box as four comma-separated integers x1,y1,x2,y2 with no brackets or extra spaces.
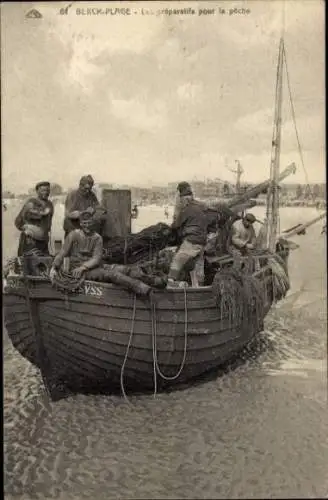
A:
234,160,243,195
266,36,285,252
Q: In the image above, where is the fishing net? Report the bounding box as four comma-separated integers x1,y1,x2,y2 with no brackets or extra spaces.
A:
102,213,238,266
4,248,49,278
102,222,177,265
205,205,240,233
211,267,266,333
251,247,290,301
50,264,167,296
267,255,290,301
3,257,20,278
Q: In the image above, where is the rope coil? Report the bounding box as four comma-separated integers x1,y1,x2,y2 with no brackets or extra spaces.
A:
51,269,86,293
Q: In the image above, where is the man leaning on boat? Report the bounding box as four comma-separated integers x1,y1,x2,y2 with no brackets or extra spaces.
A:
227,213,257,270
14,181,54,256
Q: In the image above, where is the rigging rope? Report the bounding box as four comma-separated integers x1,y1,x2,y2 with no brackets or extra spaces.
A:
283,44,316,203
120,288,189,403
120,294,137,405
151,285,188,386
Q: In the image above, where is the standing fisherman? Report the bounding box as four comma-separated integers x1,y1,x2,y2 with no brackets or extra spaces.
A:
15,181,54,256
168,182,207,287
63,175,106,237
131,204,139,218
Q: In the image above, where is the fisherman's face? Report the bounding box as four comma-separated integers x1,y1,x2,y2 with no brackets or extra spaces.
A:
80,181,93,195
37,186,50,200
80,219,94,234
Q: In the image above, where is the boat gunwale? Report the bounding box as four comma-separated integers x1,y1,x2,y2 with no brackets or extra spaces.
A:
4,274,214,294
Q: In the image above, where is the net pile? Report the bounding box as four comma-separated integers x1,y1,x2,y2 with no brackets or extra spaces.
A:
211,267,265,333
205,205,240,233
268,254,290,301
3,248,47,278
102,223,177,265
51,264,167,296
251,247,290,301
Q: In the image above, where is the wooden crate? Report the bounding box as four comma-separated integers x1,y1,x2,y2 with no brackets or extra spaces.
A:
101,189,131,239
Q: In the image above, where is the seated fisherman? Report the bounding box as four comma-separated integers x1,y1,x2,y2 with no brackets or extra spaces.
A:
227,212,257,269
167,182,207,287
50,209,103,280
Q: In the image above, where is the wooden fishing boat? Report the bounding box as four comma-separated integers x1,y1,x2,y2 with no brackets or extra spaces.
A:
3,258,277,397
4,26,313,400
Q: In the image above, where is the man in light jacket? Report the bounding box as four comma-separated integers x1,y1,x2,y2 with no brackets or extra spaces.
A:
227,212,257,269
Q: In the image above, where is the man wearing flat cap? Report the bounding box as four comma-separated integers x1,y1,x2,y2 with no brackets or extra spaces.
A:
15,181,54,256
63,175,106,237
168,182,207,287
227,212,257,269
172,181,193,224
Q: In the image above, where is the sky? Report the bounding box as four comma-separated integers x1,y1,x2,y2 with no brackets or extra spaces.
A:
1,0,325,193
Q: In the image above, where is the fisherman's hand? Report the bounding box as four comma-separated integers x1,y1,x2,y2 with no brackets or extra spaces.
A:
246,243,255,250
85,207,95,216
49,267,58,281
69,210,81,219
72,266,87,279
42,207,51,216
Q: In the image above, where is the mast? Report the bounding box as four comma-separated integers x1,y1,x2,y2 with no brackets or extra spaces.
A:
234,160,243,194
225,159,244,195
227,162,295,209
266,36,284,252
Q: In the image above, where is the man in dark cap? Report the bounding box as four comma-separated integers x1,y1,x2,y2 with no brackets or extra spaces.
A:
50,209,103,280
227,212,257,269
63,175,106,237
172,182,193,223
168,182,207,287
15,181,54,255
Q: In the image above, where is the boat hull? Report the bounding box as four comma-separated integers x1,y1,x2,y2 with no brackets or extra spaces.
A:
4,274,273,395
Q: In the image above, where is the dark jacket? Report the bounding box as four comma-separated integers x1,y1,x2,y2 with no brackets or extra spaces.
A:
15,197,54,240
171,199,207,245
63,189,101,233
